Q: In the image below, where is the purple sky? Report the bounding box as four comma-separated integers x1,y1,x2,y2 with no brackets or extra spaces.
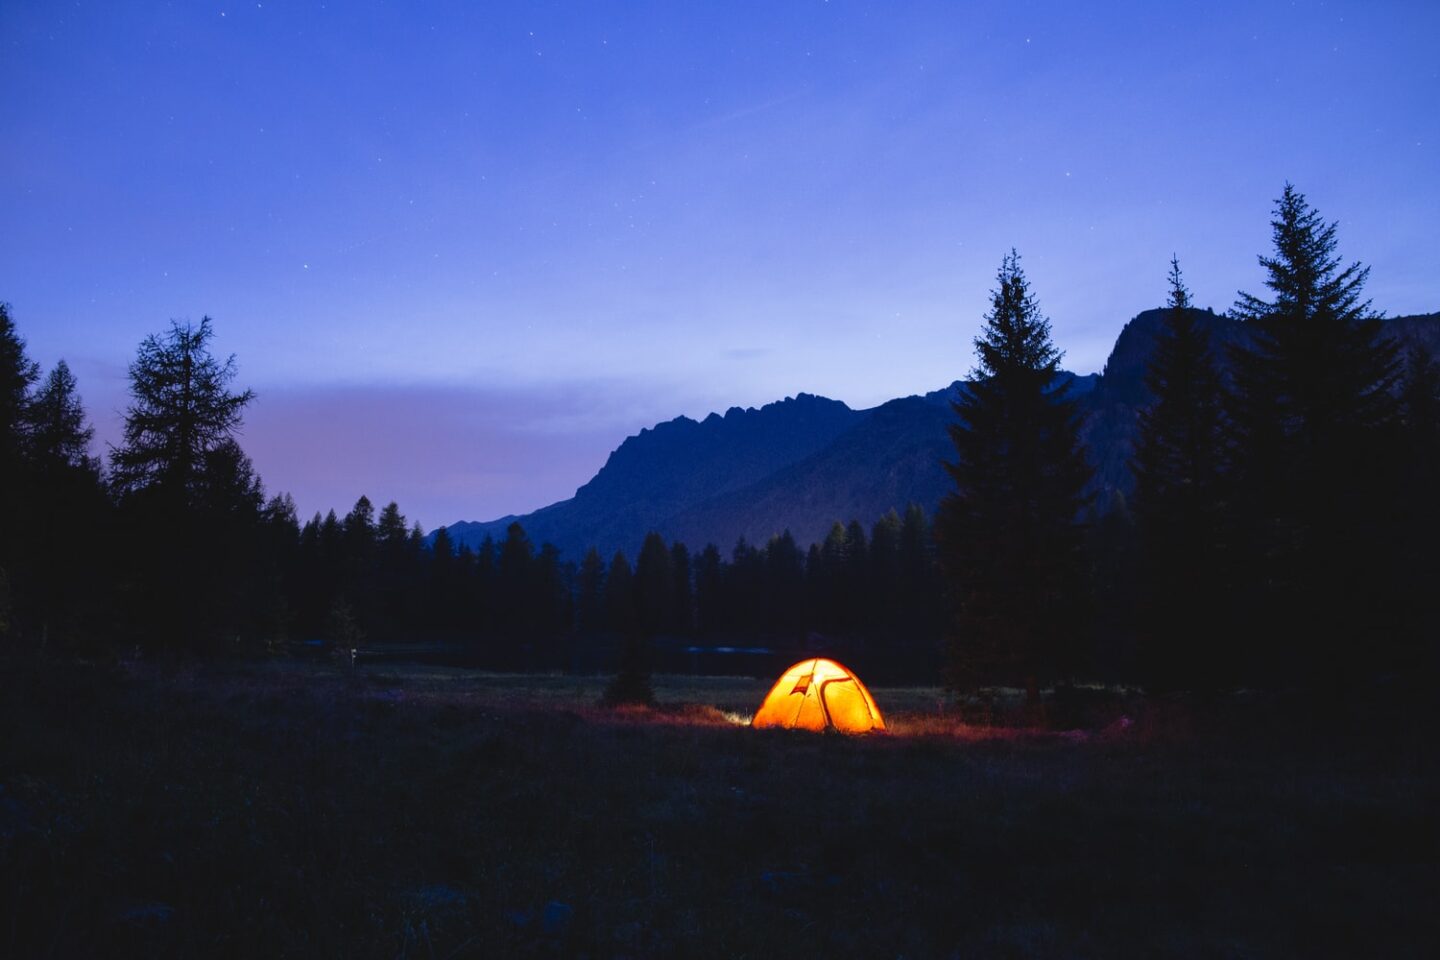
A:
4,1,1438,530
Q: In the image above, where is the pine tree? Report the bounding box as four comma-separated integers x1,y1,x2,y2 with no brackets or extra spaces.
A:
496,522,535,640
0,302,39,472
370,502,410,640
633,532,674,639
24,361,99,478
842,520,869,637
344,496,376,551
895,503,941,677
812,522,849,636
602,550,651,705
669,542,694,636
110,317,256,504
15,360,107,647
0,304,40,616
935,251,1092,709
336,495,376,633
258,493,300,645
471,534,498,644
1227,185,1401,688
429,525,457,639
109,317,262,649
603,550,635,637
763,531,805,640
377,501,408,550
576,548,608,637
1130,258,1228,690
727,538,764,636
532,543,569,666
319,509,345,607
693,544,724,636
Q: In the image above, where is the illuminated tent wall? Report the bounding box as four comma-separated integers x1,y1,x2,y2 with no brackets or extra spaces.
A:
751,658,885,734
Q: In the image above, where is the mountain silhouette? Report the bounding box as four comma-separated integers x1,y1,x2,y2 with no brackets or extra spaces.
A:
442,310,1438,559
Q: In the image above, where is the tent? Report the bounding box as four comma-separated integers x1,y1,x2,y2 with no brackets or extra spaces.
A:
751,657,885,734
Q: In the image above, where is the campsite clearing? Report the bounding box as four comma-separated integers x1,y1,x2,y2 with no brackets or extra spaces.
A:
2,658,1434,957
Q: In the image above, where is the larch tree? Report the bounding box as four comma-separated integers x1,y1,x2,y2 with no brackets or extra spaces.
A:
935,251,1092,711
110,317,255,506
109,316,264,650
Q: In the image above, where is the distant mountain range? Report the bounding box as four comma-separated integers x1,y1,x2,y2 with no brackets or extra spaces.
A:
441,309,1440,560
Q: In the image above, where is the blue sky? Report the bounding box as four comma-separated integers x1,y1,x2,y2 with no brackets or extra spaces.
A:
3,1,1437,529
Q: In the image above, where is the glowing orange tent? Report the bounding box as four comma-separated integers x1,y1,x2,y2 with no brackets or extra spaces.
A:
751,658,885,734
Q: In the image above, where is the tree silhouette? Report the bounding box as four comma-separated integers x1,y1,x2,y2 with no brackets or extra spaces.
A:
496,521,536,641
110,317,264,650
602,549,652,705
669,541,694,636
576,547,607,637
1228,185,1401,688
24,361,98,477
693,544,724,637
14,359,107,647
603,550,636,638
1131,258,1229,690
936,251,1092,709
111,317,255,504
633,531,674,639
763,531,805,640
0,303,40,620
0,302,39,471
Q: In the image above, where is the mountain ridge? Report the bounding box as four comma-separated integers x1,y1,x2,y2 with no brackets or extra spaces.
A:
441,309,1438,560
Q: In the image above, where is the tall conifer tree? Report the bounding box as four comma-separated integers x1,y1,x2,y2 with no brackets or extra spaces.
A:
936,251,1092,708
111,317,255,505
110,317,261,649
576,548,608,637
1131,258,1228,689
1227,185,1400,687
16,360,107,646
602,550,652,705
0,304,40,613
0,303,38,472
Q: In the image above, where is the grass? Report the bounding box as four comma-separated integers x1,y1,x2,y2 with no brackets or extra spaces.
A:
2,656,1435,957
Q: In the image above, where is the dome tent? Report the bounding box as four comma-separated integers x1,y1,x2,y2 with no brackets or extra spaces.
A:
751,658,885,734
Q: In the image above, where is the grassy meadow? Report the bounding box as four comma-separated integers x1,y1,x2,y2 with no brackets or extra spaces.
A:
2,656,1435,958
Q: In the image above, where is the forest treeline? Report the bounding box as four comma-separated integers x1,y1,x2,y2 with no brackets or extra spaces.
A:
2,185,1437,697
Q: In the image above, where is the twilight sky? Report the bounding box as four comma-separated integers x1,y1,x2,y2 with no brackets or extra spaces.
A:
3,1,1438,530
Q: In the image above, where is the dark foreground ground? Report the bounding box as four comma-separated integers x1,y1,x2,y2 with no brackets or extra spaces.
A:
1,658,1436,958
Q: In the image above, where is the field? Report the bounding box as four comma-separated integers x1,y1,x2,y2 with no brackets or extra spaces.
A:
2,657,1435,958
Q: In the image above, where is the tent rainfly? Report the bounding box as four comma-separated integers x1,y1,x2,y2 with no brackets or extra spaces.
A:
751,657,885,734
